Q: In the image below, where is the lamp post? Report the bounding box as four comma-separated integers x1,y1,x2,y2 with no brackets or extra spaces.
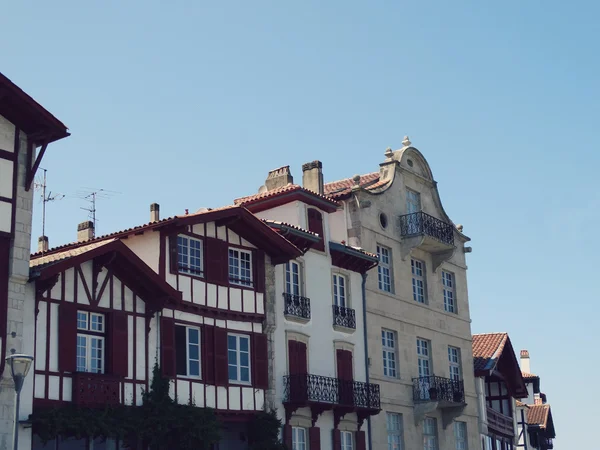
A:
6,354,33,450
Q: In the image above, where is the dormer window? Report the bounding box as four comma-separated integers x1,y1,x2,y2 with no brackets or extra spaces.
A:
177,235,203,276
307,208,325,252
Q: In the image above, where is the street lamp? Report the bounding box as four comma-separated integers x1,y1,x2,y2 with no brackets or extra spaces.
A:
6,354,33,450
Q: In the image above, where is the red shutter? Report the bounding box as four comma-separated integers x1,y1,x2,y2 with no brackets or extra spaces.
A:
253,333,269,389
169,234,178,273
288,340,298,375
0,238,10,330
110,311,129,377
205,238,229,286
253,250,265,293
346,350,354,381
336,349,353,381
283,425,293,450
58,302,77,373
355,431,366,450
332,429,341,450
309,427,321,450
307,208,325,251
160,317,176,377
203,325,215,384
297,341,308,374
214,326,229,386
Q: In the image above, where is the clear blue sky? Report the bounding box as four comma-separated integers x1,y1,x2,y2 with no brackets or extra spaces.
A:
4,0,596,445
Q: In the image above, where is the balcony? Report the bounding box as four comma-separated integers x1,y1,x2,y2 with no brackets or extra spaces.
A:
283,373,380,412
412,376,466,428
72,372,121,407
399,212,455,269
283,293,311,322
332,305,356,331
486,406,514,437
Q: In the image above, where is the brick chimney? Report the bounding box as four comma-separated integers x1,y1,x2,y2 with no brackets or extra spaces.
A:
150,203,160,222
520,349,531,373
265,166,294,191
77,221,94,242
38,236,49,253
302,160,324,195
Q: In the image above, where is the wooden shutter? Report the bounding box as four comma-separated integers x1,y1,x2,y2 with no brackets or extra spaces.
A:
297,341,308,374
253,333,269,389
58,302,78,373
175,325,187,376
288,340,298,374
205,238,229,286
253,250,265,293
307,208,325,251
0,238,9,329
355,431,366,450
283,425,293,450
336,349,353,381
203,325,215,384
169,234,178,273
160,317,176,377
332,429,341,450
309,427,321,450
214,326,229,386
110,311,129,377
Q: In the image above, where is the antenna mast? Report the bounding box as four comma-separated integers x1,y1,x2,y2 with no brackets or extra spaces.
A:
34,168,64,255
77,187,120,238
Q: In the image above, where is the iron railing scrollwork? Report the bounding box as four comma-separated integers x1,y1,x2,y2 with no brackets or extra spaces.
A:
399,211,454,246
283,374,380,410
412,375,465,404
332,305,356,329
283,293,311,320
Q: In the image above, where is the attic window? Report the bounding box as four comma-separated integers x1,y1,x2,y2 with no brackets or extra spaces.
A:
407,159,414,167
379,213,388,229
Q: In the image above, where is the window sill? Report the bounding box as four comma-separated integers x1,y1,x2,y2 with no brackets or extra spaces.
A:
177,375,203,381
228,380,252,387
176,270,205,282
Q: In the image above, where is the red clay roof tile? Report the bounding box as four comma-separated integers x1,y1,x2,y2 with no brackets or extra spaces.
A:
472,333,509,372
527,404,550,428
234,184,339,208
323,173,381,198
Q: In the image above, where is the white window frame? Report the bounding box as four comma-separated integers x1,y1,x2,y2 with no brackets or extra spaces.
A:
387,412,404,450
177,235,203,276
453,421,468,450
411,258,426,303
341,431,354,450
442,270,456,313
76,311,105,374
333,273,348,307
406,189,421,214
285,261,302,296
292,426,307,450
180,325,201,378
382,329,398,378
227,333,251,384
423,417,438,450
417,338,431,377
448,346,461,381
377,245,392,292
228,248,253,287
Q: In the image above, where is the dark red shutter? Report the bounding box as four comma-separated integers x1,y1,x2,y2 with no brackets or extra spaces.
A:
160,317,176,377
205,238,229,286
214,326,229,386
288,340,298,374
253,250,265,293
169,235,178,273
307,208,325,251
332,429,341,450
110,311,129,377
203,325,215,384
0,238,10,329
337,349,353,406
253,333,269,389
58,302,77,373
283,425,293,450
309,427,321,450
297,341,308,374
355,431,366,450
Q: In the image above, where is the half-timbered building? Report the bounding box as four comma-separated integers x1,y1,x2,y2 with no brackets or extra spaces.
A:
28,205,304,449
234,163,381,450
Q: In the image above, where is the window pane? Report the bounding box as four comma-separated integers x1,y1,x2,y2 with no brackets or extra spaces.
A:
77,312,88,330
91,314,104,332
228,335,237,351
228,365,237,381
189,360,200,377
188,328,199,345
240,337,249,352
241,367,250,382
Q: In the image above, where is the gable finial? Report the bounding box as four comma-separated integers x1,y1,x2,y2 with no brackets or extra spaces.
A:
402,136,411,147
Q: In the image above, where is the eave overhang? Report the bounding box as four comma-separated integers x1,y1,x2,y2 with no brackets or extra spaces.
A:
329,241,379,274
238,189,340,214
263,220,320,254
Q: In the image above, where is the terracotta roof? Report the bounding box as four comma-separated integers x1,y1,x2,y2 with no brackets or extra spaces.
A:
31,239,117,269
323,172,381,199
234,184,339,209
472,333,508,372
527,404,550,428
262,220,318,238
522,371,539,380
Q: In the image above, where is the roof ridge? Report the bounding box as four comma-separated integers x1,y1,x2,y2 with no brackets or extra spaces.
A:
323,172,379,186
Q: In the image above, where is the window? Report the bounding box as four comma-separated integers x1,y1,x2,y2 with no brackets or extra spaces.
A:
175,325,201,377
377,245,392,292
307,208,325,251
341,431,353,450
177,235,203,276
387,412,404,450
292,427,307,450
411,259,426,303
333,274,348,307
285,261,302,295
228,333,250,383
454,422,467,450
423,417,438,450
448,346,461,381
382,329,398,378
417,339,431,378
406,189,421,214
229,248,253,287
76,311,105,373
442,271,456,313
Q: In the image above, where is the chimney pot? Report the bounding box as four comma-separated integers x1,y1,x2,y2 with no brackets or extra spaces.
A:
150,203,160,222
77,221,95,242
301,160,324,195
38,236,49,253
265,166,294,191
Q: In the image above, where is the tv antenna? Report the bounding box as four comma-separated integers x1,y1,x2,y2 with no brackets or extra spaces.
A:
76,187,121,237
34,168,65,254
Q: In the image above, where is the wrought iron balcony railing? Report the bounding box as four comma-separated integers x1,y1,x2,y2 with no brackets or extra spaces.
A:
399,211,454,246
486,406,514,436
412,375,465,404
283,293,311,320
332,305,356,329
72,372,121,407
283,373,380,410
